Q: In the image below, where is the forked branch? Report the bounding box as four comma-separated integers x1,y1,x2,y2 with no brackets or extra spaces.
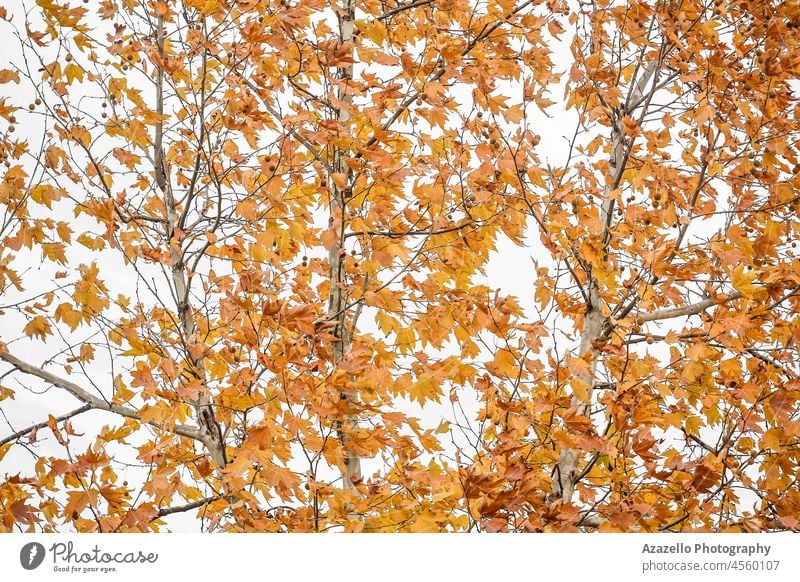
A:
0,351,205,442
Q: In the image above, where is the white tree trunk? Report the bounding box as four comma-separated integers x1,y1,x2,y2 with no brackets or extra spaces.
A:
327,0,361,494
155,16,225,467
556,57,659,504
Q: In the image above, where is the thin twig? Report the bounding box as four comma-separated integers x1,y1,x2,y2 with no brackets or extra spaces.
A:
0,404,91,447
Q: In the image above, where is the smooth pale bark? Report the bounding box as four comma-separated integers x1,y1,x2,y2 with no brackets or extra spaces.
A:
327,0,361,494
557,301,606,502
639,292,743,322
154,16,226,467
555,57,660,504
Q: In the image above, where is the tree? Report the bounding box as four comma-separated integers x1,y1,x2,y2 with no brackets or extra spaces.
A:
0,0,798,533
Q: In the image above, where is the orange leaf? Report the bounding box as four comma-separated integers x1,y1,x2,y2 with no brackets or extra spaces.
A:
24,316,52,340
0,68,20,84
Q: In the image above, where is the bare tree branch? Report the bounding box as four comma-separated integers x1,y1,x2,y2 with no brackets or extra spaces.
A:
0,351,205,442
155,495,223,518
638,291,743,323
0,403,91,447
377,0,434,21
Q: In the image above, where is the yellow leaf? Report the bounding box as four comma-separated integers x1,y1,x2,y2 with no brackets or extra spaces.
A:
408,510,440,533
56,221,72,242
65,490,98,518
139,405,165,425
65,63,84,84
320,227,338,251
42,242,67,264
55,302,83,331
236,198,258,221
127,119,150,149
76,233,105,250
79,343,95,362
331,172,348,189
375,310,398,334
435,420,451,434
492,348,518,377
24,316,52,340
112,148,141,169
684,415,705,436
396,326,415,355
0,68,20,84
566,354,591,378
730,264,758,298
357,19,387,45
572,377,591,404
113,375,134,404
502,104,524,123
30,184,64,209
761,427,783,450
409,375,441,404
694,103,716,123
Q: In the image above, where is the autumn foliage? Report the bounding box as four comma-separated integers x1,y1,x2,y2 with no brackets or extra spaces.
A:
1,0,800,532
